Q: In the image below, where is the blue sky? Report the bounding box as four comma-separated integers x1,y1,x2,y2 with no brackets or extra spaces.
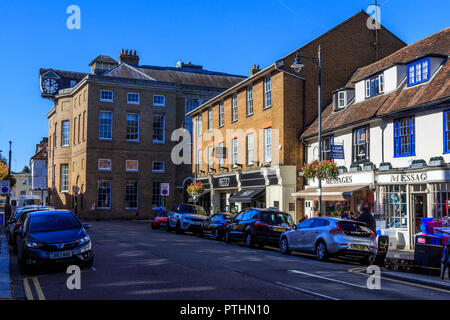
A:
0,0,448,171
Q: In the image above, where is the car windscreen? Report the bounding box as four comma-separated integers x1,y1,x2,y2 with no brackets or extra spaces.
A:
260,212,293,226
28,214,81,233
25,199,41,206
338,221,373,237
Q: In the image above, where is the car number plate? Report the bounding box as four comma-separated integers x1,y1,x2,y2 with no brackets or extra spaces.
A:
50,250,73,259
273,227,287,232
350,244,368,251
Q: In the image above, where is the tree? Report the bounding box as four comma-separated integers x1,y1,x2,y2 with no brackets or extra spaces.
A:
21,165,31,173
0,161,16,188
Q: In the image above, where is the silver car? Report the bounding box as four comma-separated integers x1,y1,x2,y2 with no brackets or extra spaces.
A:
279,217,376,264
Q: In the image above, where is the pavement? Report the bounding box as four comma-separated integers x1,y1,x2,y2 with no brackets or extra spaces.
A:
10,220,450,300
0,232,11,299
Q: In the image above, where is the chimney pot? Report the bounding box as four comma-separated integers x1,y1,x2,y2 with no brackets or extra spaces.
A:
134,50,136,55
121,49,124,54
257,65,260,69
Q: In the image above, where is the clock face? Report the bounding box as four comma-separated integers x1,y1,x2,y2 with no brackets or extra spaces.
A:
41,78,59,94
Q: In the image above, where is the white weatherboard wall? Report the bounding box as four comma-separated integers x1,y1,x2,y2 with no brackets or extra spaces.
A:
31,159,47,190
305,108,450,169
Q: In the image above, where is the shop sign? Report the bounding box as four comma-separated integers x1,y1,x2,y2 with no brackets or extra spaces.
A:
390,173,427,183
331,145,344,160
325,176,353,185
218,177,230,187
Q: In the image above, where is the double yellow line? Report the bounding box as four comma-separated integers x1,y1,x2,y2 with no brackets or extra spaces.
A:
23,277,46,300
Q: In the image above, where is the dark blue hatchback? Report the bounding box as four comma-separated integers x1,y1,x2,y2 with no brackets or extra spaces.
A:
16,210,93,270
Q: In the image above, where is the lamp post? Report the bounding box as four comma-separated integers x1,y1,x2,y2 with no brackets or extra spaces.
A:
291,46,323,217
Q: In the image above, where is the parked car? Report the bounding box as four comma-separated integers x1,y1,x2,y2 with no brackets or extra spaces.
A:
199,212,235,240
279,217,376,264
7,206,54,247
151,210,170,229
167,204,209,234
15,210,93,270
224,208,294,248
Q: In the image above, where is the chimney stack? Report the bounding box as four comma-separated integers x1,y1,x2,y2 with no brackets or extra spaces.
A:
119,49,140,65
250,64,261,76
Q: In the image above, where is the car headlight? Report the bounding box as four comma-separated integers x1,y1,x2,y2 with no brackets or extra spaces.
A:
76,235,90,245
25,239,44,248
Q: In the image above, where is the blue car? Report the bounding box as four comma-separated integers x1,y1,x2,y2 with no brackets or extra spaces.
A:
16,210,93,270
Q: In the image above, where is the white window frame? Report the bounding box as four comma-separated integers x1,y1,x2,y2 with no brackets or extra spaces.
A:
126,113,140,142
197,114,202,137
100,90,114,102
264,76,272,108
247,85,253,115
198,149,203,172
61,120,70,146
99,111,113,140
208,146,213,172
219,142,225,168
152,114,165,144
153,95,166,107
247,134,254,165
60,164,69,192
232,138,238,168
127,92,140,105
232,93,238,122
125,181,138,210
264,128,272,162
152,182,163,209
97,179,112,209
152,161,165,173
219,101,224,127
338,91,346,108
98,159,112,171
208,108,213,131
126,160,139,172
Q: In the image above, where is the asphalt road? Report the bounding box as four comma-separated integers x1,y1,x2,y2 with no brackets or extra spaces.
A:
11,220,450,300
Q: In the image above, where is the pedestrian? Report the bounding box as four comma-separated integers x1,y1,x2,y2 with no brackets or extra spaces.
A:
357,206,376,233
349,211,356,220
340,210,349,219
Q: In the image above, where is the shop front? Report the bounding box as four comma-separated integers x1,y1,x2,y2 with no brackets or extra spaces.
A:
293,171,375,219
376,167,450,250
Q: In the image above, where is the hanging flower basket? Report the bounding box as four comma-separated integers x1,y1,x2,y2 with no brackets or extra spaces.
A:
186,181,205,199
302,160,339,181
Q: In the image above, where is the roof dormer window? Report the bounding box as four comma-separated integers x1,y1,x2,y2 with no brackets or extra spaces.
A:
338,91,345,108
365,74,384,98
407,57,430,86
333,89,354,111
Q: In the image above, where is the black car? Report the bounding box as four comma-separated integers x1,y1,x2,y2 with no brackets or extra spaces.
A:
16,210,93,270
199,213,235,240
224,208,294,248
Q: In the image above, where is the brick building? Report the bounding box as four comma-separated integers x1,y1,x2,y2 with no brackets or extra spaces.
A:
187,11,406,222
40,50,245,218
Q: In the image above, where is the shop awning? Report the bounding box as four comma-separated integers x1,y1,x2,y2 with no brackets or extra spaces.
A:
229,188,265,203
292,185,369,201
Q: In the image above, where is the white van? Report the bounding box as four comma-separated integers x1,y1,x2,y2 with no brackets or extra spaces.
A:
18,195,41,208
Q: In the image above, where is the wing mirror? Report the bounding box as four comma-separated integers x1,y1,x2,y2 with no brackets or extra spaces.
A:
83,223,91,230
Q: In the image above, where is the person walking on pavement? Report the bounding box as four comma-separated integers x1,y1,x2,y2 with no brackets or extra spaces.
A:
357,205,376,233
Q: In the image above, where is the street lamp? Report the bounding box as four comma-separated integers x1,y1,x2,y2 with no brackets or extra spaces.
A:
291,46,323,217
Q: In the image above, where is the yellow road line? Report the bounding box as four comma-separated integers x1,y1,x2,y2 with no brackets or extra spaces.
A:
22,278,33,300
348,267,450,294
32,277,46,300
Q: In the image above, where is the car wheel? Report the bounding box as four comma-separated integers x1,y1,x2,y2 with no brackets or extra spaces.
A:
213,229,220,241
198,229,204,237
280,237,291,254
82,257,94,268
315,241,329,261
166,221,173,232
225,231,232,244
176,222,184,235
245,232,255,248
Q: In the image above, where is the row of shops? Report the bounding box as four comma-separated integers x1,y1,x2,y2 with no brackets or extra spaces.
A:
293,166,450,250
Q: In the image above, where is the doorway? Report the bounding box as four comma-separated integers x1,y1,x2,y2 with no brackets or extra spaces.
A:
412,194,427,235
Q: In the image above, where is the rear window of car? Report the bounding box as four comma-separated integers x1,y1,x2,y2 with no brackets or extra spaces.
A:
28,213,81,233
260,211,293,226
157,211,169,217
338,221,372,235
178,204,206,215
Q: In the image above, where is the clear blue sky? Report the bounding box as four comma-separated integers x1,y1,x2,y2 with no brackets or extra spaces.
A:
0,0,448,171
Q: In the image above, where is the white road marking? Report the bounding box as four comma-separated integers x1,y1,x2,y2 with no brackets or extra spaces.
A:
32,277,46,300
276,282,339,300
289,269,368,289
23,278,33,300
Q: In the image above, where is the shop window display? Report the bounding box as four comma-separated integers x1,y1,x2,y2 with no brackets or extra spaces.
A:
431,182,450,220
380,185,407,228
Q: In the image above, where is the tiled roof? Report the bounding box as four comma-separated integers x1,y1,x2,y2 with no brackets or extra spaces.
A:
89,55,118,66
105,64,246,89
31,145,48,161
302,28,450,139
351,27,450,82
39,68,88,81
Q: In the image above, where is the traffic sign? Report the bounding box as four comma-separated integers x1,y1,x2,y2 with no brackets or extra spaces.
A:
0,180,10,195
73,185,80,194
160,183,169,197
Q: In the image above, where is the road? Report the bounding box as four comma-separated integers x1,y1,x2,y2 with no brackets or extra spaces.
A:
11,220,450,300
